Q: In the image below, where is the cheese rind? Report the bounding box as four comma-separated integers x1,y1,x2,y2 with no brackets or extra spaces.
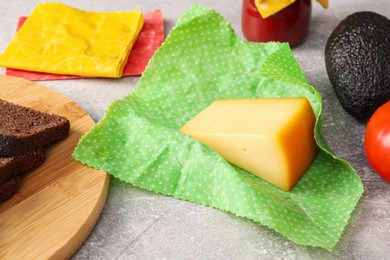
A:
180,98,318,191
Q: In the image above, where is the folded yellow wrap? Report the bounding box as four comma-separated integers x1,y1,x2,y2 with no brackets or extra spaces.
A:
0,2,144,78
255,0,329,18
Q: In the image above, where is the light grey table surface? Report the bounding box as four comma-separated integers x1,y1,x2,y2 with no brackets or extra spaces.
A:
0,0,389,259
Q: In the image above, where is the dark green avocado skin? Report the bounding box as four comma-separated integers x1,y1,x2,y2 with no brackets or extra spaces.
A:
325,11,390,120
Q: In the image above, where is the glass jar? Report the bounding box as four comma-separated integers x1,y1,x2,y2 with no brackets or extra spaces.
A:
241,0,312,47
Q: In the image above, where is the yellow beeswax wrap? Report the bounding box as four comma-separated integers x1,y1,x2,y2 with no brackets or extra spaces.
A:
255,0,329,18
0,2,144,78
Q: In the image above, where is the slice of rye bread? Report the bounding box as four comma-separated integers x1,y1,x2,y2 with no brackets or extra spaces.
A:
0,148,46,186
0,176,20,202
0,99,70,157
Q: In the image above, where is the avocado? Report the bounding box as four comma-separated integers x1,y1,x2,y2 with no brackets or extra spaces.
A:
325,11,390,120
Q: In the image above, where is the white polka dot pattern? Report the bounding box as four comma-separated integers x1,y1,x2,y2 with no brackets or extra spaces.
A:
73,5,363,251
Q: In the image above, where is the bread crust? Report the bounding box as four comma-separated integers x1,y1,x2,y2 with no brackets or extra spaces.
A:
0,148,46,185
0,176,20,202
0,99,70,156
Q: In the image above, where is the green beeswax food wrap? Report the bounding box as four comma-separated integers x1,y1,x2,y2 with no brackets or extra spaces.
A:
73,5,363,251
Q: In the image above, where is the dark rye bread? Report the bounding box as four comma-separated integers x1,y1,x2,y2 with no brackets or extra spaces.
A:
0,99,70,156
0,176,20,202
0,148,46,186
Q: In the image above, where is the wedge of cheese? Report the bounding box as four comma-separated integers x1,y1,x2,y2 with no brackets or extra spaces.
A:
255,0,329,19
316,0,329,8
180,98,318,191
255,0,295,19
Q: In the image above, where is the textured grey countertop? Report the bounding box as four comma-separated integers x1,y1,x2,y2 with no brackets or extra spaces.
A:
0,0,389,259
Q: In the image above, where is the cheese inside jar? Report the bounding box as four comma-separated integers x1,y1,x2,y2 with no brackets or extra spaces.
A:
241,0,327,47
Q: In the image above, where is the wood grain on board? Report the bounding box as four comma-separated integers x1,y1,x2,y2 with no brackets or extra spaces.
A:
0,75,109,259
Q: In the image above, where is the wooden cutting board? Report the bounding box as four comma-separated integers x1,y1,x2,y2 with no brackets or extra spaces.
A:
0,75,109,259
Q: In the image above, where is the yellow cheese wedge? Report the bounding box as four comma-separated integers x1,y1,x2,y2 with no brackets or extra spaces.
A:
255,0,329,19
316,0,329,8
0,3,144,78
180,98,318,191
255,0,295,19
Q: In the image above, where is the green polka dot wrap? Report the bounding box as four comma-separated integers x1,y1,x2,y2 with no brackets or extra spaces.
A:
73,5,363,251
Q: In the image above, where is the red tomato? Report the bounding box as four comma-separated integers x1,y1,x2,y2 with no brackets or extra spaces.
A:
364,101,390,183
